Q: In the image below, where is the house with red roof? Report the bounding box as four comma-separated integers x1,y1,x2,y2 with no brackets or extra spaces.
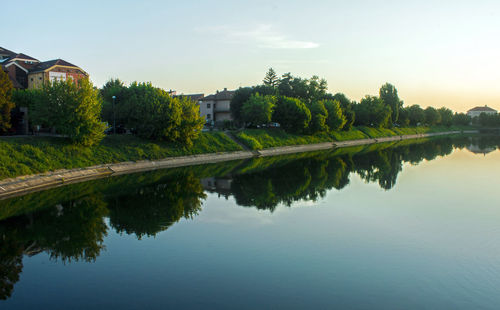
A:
467,106,497,118
0,46,88,90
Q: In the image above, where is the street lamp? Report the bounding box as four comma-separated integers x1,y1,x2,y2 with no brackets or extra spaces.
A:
112,95,116,134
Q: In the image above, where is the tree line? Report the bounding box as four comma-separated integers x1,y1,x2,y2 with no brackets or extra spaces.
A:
4,73,204,146
1,67,499,146
231,68,478,133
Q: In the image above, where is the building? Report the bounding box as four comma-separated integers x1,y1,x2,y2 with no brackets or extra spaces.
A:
1,47,40,89
0,46,88,90
1,47,88,134
27,59,88,89
467,106,497,118
199,88,235,125
201,177,233,199
174,93,204,103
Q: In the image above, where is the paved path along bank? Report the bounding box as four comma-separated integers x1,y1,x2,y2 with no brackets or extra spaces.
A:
0,131,464,199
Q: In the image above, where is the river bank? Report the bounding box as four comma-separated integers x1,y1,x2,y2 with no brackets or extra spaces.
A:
0,130,470,199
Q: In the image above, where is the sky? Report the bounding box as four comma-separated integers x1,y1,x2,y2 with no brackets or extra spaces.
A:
3,0,500,112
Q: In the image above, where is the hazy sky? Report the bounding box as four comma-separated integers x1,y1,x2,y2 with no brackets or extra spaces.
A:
3,0,499,112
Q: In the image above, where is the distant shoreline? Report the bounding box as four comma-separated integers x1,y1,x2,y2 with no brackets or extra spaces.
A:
0,130,472,200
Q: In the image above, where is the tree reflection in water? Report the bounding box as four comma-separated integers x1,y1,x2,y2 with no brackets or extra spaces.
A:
108,172,205,239
1,135,500,299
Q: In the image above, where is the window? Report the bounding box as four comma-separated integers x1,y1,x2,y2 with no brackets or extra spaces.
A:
207,114,211,119
207,103,211,108
214,103,216,109
39,77,42,80
30,78,33,81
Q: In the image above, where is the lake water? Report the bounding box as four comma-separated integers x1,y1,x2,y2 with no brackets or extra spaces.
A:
1,135,500,309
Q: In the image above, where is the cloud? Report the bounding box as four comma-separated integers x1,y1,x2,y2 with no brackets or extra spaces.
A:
198,24,319,49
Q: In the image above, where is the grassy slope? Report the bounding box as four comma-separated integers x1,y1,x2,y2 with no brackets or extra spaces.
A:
0,132,242,180
234,126,465,150
0,126,468,180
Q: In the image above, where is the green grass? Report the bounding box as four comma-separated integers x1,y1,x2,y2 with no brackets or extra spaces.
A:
329,128,369,141
234,129,333,150
233,126,466,150
0,125,470,180
0,132,242,180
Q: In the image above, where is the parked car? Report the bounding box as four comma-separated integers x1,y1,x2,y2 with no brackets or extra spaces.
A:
105,125,127,135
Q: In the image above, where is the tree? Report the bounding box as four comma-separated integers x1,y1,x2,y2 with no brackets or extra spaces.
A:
272,96,311,134
424,106,441,126
32,78,106,146
121,82,204,145
354,96,392,128
308,100,329,133
379,83,403,124
125,82,182,141
398,107,410,127
177,96,205,146
277,73,327,103
477,113,500,127
11,88,41,111
241,93,276,126
407,105,425,126
452,113,471,126
0,69,15,133
331,93,355,131
230,86,277,125
230,87,253,124
263,68,279,87
100,78,128,126
438,107,453,127
323,99,346,131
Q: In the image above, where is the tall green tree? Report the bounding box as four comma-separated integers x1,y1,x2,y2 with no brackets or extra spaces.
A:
32,78,106,146
407,105,425,126
241,93,276,126
277,73,327,103
322,99,347,131
230,87,253,124
452,113,471,126
263,68,279,87
125,82,182,141
230,86,277,124
379,83,403,125
272,96,311,134
122,82,204,145
0,69,15,133
424,106,441,126
398,107,410,126
100,78,128,126
331,93,355,131
437,107,453,127
354,96,392,128
177,96,205,146
308,100,329,133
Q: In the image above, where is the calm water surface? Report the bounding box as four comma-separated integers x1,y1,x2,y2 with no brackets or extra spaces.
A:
1,136,500,309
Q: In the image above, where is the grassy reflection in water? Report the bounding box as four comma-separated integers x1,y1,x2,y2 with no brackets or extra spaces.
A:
1,135,500,300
